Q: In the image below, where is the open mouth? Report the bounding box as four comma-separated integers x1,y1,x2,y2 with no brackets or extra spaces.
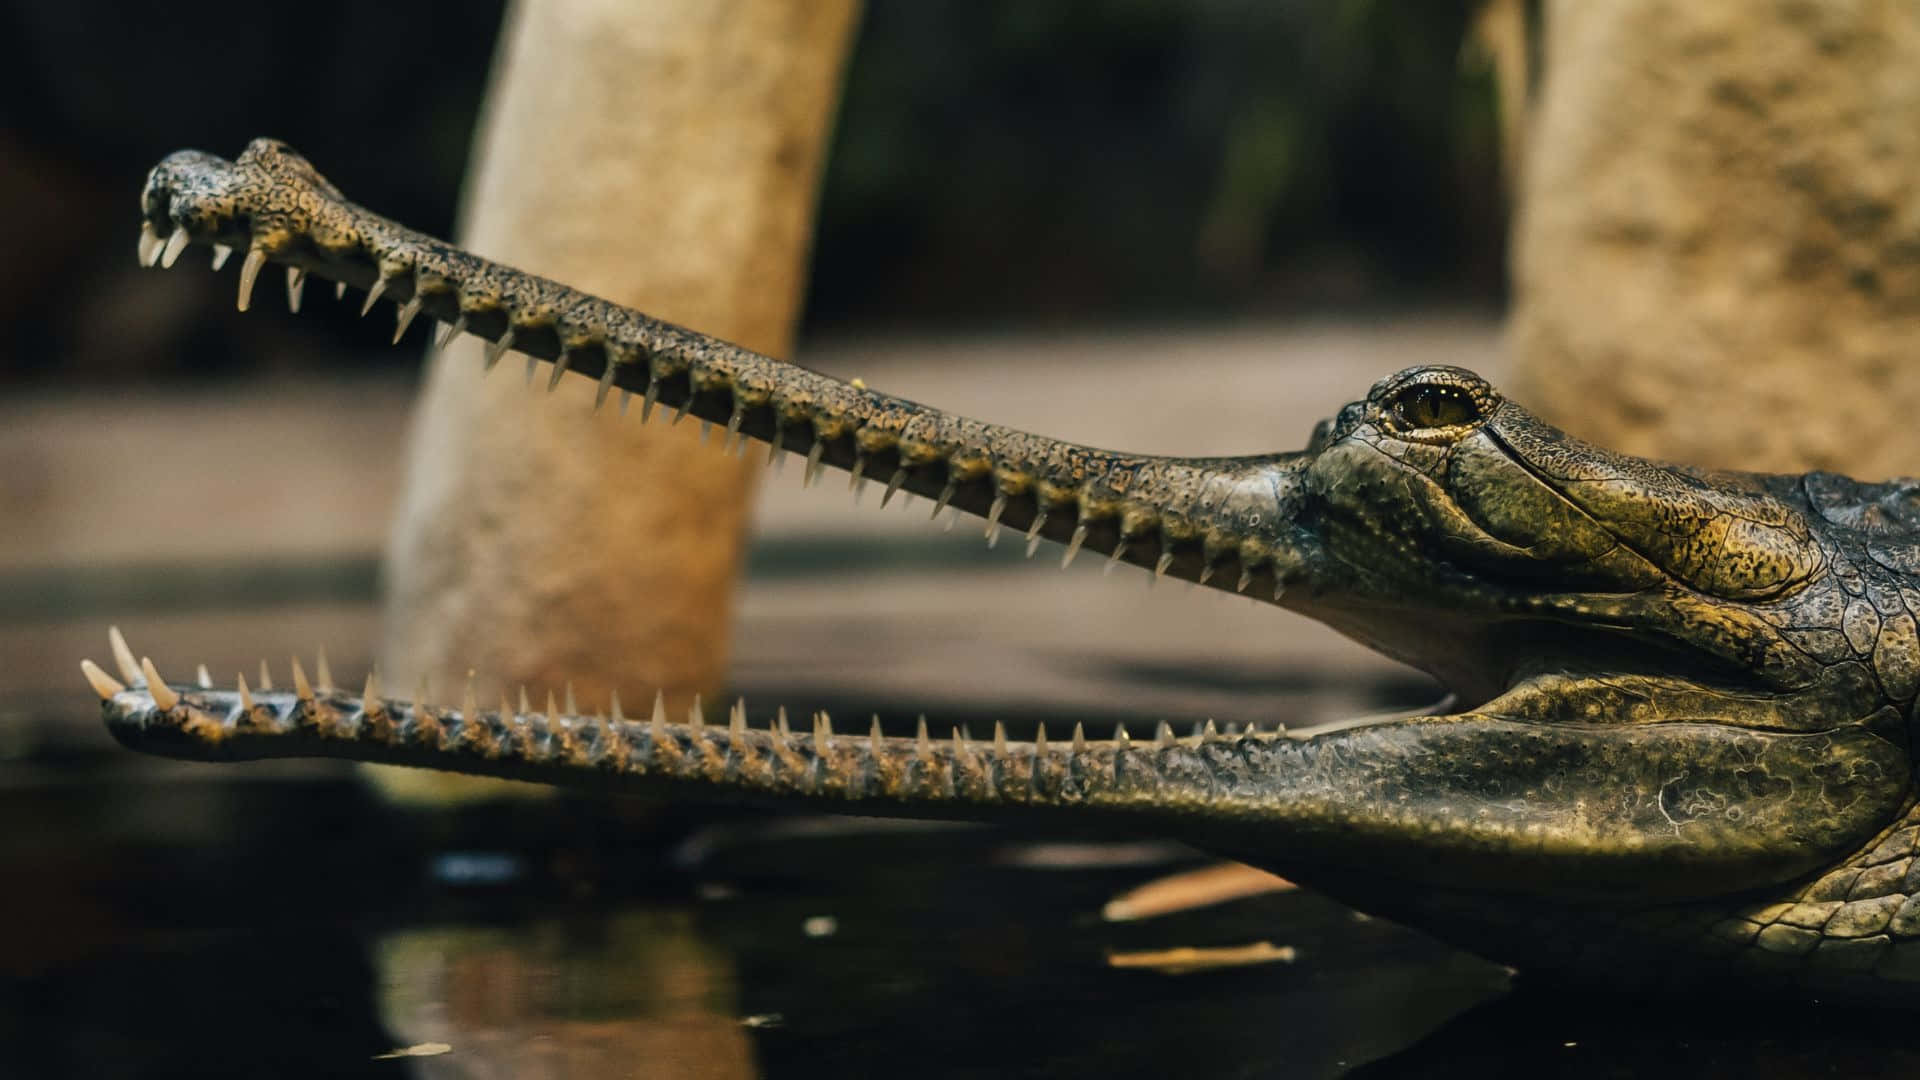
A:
94,140,1914,915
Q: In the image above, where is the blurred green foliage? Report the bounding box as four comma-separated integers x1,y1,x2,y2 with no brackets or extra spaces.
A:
813,1,1502,326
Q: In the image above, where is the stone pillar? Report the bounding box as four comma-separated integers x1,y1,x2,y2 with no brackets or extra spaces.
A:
378,0,861,799
1507,0,1920,477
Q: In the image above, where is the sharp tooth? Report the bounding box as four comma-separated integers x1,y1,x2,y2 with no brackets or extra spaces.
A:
1114,721,1130,746
1072,721,1087,752
81,659,125,699
1198,560,1216,586
211,243,233,271
610,690,625,724
1061,524,1088,568
1034,724,1048,753
195,663,212,689
804,440,826,487
257,659,273,691
565,682,578,716
519,686,531,716
1236,568,1252,593
650,690,668,737
291,656,313,701
869,715,883,755
547,689,560,723
1155,552,1173,580
436,314,467,349
334,281,347,301
1026,510,1049,558
595,364,616,411
619,389,633,415
731,698,747,738
882,467,908,507
813,711,831,754
359,276,387,316
689,693,705,732
483,329,515,371
985,495,1006,547
159,228,192,269
1156,721,1174,746
1273,581,1287,602
641,379,660,422
777,706,791,737
315,648,334,692
237,247,267,311
915,716,930,757
524,354,539,387
393,296,422,344
363,670,381,711
237,673,255,713
931,478,956,521
286,267,306,313
766,417,786,465
546,351,573,391
108,626,142,686
672,394,692,424
1104,541,1129,574
138,222,163,267
140,658,178,711
993,721,1009,755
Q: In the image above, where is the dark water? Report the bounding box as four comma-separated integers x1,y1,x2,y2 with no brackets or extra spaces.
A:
5,697,1919,1079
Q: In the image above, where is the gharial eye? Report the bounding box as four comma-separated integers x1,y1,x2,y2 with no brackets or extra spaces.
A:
1389,383,1482,431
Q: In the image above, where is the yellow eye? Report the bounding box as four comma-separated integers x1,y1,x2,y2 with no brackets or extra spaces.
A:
1391,384,1480,430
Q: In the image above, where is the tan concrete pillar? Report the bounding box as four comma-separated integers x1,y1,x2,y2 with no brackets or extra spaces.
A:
1507,0,1920,477
379,0,861,798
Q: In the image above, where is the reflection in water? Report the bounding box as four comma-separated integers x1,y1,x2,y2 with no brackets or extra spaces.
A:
377,912,757,1079
15,694,1920,1078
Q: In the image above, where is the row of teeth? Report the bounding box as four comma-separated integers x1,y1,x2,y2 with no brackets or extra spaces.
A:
84,627,1290,753
136,220,1290,600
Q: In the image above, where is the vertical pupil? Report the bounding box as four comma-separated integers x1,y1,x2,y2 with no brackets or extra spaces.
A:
1401,387,1472,427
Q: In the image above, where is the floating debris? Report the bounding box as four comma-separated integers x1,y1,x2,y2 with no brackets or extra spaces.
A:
372,1042,453,1060
1105,941,1297,975
1101,862,1295,922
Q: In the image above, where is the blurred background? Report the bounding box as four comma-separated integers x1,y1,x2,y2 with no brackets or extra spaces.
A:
22,2,1910,1078
0,1,1502,385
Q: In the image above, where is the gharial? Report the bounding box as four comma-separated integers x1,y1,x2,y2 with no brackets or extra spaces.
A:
90,138,1920,1001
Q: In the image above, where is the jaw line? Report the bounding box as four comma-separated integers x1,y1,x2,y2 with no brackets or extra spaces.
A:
1282,693,1459,740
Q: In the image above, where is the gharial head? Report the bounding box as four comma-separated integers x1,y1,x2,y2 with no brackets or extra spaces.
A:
1252,362,1838,714
97,143,1919,991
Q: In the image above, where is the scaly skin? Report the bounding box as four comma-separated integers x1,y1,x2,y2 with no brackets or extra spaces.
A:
92,139,1920,1000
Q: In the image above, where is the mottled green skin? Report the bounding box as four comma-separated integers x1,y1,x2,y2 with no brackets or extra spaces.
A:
110,140,1920,1000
